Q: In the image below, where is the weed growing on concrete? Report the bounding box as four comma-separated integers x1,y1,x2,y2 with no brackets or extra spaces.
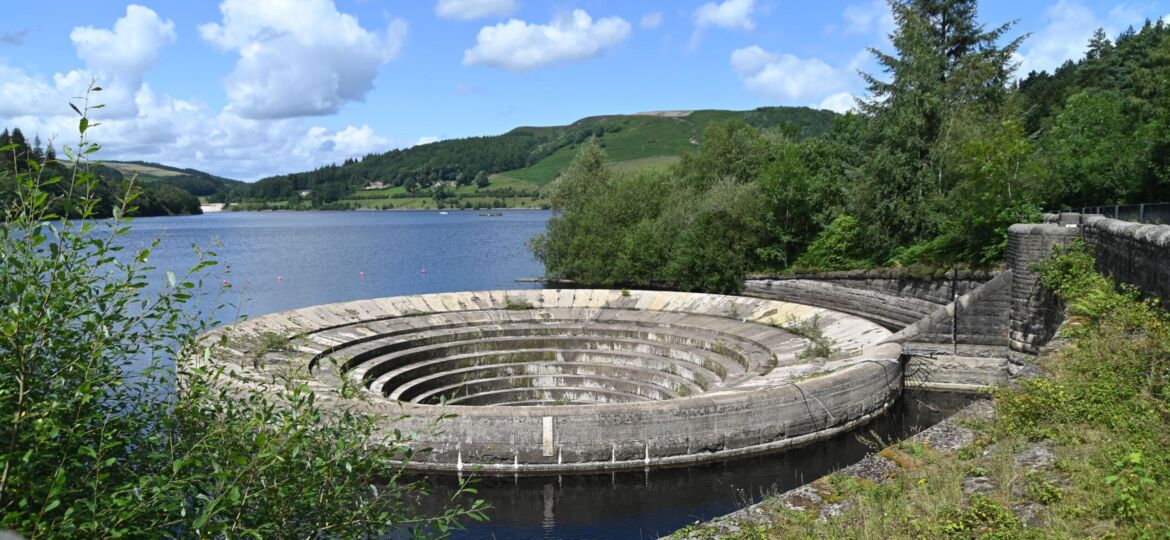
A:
505,296,535,310
778,315,836,359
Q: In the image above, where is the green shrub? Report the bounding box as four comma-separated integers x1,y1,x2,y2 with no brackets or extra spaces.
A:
792,214,873,271
0,88,482,538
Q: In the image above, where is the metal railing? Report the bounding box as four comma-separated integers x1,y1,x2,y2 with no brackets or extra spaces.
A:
1078,203,1170,225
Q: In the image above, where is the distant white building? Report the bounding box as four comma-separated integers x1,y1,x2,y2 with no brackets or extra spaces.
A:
299,190,312,198
364,181,385,190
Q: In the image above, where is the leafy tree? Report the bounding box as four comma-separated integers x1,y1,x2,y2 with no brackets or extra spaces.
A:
1039,90,1145,206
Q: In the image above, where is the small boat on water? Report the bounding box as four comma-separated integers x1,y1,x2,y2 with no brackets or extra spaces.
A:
439,211,449,215
479,212,503,217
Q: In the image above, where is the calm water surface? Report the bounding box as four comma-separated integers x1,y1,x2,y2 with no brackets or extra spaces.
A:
125,210,548,323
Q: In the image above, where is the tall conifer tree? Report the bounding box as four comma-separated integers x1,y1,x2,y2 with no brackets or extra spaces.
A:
852,0,1024,257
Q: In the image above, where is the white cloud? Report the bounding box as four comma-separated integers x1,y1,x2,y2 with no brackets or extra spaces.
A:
691,0,753,49
0,1,400,180
435,0,517,21
199,0,407,119
1016,0,1146,76
2,78,398,180
731,46,847,103
842,0,894,37
818,92,857,113
463,10,631,71
640,12,663,30
62,5,177,117
693,0,754,30
415,136,440,146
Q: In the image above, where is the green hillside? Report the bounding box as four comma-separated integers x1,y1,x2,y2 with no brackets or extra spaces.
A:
227,106,837,209
104,161,243,202
498,108,835,185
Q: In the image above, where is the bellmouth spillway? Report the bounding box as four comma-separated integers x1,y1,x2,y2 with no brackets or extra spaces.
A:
199,289,903,474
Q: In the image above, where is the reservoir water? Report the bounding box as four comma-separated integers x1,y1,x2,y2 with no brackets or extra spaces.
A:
124,210,548,323
123,210,975,539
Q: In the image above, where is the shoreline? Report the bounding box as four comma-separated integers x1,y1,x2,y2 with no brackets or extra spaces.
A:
217,206,550,213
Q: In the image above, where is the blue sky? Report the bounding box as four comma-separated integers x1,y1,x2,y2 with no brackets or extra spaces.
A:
1,0,1167,180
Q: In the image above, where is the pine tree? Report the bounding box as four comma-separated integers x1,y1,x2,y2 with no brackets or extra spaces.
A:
851,0,1024,257
32,135,44,162
1087,28,1113,60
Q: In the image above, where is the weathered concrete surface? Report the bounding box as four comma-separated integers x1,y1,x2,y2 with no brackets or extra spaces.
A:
903,349,1010,392
200,290,901,474
745,270,995,331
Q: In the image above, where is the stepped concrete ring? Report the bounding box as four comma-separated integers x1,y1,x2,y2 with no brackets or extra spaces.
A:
200,289,903,474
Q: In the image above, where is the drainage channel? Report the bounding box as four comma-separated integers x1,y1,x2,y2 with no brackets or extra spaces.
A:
409,390,980,539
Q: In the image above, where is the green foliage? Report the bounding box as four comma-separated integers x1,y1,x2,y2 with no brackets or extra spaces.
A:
778,315,836,360
504,296,535,310
937,495,1023,539
532,134,767,294
0,133,204,217
793,215,873,271
0,90,481,538
1037,90,1146,206
995,243,1170,531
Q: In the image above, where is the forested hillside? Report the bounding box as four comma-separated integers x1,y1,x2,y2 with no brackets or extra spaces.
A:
227,106,836,207
104,161,243,203
533,2,1170,293
0,129,203,217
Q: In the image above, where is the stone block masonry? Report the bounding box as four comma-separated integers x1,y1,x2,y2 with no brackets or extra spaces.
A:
1007,223,1082,354
1010,214,1170,353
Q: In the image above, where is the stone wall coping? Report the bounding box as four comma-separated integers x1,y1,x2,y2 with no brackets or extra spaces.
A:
748,268,998,282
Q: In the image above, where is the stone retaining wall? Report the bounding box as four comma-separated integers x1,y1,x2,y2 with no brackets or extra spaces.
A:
744,270,995,331
1010,214,1170,353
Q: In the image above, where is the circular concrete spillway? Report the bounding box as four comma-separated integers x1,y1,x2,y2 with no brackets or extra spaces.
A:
201,290,903,474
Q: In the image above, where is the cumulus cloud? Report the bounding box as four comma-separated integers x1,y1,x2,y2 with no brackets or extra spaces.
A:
818,92,857,113
435,0,517,21
2,74,398,179
1016,0,1146,76
72,5,175,83
693,0,755,30
0,3,399,180
62,5,177,117
415,136,440,146
199,0,407,119
640,12,663,30
463,10,631,71
730,45,847,103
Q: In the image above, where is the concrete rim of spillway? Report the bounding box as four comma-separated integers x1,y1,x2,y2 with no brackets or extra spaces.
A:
197,289,904,474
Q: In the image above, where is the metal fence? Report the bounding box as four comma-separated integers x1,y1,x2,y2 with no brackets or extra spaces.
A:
1077,203,1170,225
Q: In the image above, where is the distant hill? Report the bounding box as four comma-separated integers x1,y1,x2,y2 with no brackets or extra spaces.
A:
229,106,838,206
103,161,243,202
497,107,836,185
